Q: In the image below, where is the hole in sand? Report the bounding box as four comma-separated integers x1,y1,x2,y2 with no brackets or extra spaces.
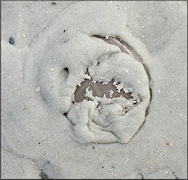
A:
64,67,69,72
62,67,69,79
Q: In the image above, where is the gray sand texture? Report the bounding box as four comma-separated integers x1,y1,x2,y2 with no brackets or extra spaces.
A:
1,1,187,179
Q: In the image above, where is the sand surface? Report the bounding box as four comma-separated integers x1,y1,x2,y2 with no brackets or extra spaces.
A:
1,1,187,179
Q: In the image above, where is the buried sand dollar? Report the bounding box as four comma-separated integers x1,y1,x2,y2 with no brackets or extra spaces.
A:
37,33,150,144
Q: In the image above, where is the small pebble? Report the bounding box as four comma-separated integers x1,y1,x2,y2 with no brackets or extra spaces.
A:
9,37,15,45
23,107,27,110
66,157,70,162
166,142,170,146
36,87,41,92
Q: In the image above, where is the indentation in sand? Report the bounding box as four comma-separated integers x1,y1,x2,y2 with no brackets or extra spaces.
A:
36,33,150,144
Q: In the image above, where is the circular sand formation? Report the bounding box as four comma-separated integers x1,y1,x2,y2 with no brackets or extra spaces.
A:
37,33,150,144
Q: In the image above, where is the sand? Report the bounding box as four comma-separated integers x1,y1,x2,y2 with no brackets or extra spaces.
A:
1,1,187,179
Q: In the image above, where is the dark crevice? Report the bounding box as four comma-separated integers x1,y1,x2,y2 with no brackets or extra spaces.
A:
63,113,67,117
149,87,153,104
145,107,149,117
136,65,151,115
85,67,90,75
133,101,138,105
141,63,152,116
142,63,151,81
65,114,75,126
96,102,100,108
92,35,130,54
64,67,69,72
